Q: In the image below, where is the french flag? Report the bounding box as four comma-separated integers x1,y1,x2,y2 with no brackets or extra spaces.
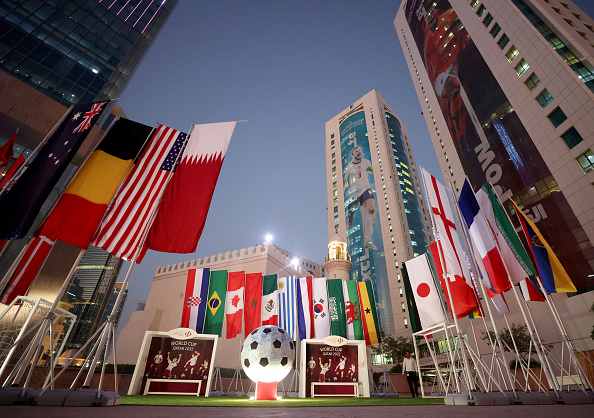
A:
181,268,210,333
519,276,546,302
458,180,511,295
296,276,315,340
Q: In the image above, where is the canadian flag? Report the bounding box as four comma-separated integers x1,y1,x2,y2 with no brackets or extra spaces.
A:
225,271,245,339
405,253,446,329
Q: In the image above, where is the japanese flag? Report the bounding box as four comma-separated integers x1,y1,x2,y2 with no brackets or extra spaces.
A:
406,253,446,329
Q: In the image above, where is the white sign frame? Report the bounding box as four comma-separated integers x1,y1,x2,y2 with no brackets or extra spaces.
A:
128,330,218,397
299,338,369,398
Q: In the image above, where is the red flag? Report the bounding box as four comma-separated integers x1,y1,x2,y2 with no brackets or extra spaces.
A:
0,154,25,189
0,236,54,304
91,125,187,261
144,122,236,255
225,271,245,339
0,134,16,174
244,272,262,337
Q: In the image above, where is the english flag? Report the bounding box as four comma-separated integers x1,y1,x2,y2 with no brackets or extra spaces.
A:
244,272,262,337
404,253,446,329
518,276,546,302
181,268,210,333
296,276,315,340
144,122,236,256
312,277,331,339
225,271,245,339
422,168,478,318
92,124,187,261
261,274,279,326
278,276,297,340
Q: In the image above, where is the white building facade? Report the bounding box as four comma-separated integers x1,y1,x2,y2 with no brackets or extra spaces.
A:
325,90,433,336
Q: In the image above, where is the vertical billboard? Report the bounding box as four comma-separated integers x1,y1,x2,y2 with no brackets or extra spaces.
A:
405,0,593,291
340,111,394,333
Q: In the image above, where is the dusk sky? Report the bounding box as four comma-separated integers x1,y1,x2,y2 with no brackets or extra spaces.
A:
114,0,594,333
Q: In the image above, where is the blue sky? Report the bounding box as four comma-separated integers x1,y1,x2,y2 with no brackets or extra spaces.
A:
115,0,594,333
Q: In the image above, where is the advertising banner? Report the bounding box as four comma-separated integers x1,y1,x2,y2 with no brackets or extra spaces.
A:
304,343,359,397
405,0,593,290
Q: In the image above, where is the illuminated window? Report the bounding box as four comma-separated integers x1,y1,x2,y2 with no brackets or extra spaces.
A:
389,224,393,231
397,273,401,282
562,127,584,149
470,0,479,9
444,152,449,161
548,107,567,127
440,139,444,148
399,287,403,297
402,302,406,312
524,73,540,91
384,193,388,200
334,198,338,204
497,34,510,49
332,174,336,180
506,45,519,63
335,224,339,232
395,260,399,268
404,318,408,328
387,213,391,220
386,203,389,209
449,166,454,176
391,235,395,244
453,181,459,192
333,190,338,196
536,89,553,108
576,149,594,173
334,215,339,222
515,59,530,77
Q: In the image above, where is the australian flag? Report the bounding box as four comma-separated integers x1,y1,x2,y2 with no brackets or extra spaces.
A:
0,101,107,239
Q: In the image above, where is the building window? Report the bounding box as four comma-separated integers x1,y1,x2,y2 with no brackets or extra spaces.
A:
490,23,501,37
561,127,584,149
387,213,391,221
399,287,403,297
444,152,449,161
497,34,510,49
483,13,493,27
548,107,567,127
449,166,454,176
389,224,393,231
577,149,594,173
332,174,336,180
333,181,337,188
506,45,519,62
536,89,553,108
477,4,486,17
397,273,401,282
384,193,388,200
386,203,389,209
515,59,530,77
470,0,479,9
391,235,395,244
524,73,540,91
453,180,459,192
331,134,334,139
334,206,338,213
440,139,444,148
335,224,339,233
332,166,336,173
334,198,338,204
395,260,399,268
333,190,338,196
331,152,335,158
404,318,408,329
332,159,335,165
334,215,339,223
402,302,406,313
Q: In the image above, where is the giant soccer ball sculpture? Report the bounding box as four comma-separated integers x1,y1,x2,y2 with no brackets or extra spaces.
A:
241,325,295,400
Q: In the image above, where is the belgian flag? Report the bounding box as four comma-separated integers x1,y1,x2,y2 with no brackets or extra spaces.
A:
40,119,153,248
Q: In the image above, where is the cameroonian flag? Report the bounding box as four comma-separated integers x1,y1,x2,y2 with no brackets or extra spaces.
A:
357,281,381,345
327,279,347,338
40,119,153,248
203,270,228,336
342,280,363,340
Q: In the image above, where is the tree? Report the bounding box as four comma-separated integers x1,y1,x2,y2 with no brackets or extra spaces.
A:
480,323,553,366
371,331,414,365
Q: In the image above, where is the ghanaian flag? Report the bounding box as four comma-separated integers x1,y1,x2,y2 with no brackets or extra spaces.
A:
40,119,153,249
357,281,381,345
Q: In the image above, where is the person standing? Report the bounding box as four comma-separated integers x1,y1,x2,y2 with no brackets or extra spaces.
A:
402,351,419,397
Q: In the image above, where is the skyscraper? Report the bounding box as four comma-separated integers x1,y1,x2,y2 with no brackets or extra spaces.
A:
395,0,594,292
326,90,433,336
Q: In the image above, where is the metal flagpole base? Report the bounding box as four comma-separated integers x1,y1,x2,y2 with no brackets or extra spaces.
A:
444,392,474,405
35,388,120,407
0,386,41,406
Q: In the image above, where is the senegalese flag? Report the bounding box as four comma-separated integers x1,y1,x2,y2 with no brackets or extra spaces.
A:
327,279,347,338
40,119,153,248
203,270,228,336
342,280,363,340
357,281,381,345
510,199,577,294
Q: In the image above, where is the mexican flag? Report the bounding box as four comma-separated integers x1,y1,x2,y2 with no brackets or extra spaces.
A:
261,274,278,326
203,270,228,336
342,280,364,340
327,279,347,338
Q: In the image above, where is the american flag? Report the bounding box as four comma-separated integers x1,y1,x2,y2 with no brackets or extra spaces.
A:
91,124,187,260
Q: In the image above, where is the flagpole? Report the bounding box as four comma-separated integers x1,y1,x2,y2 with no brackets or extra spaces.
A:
419,168,475,398
448,178,516,396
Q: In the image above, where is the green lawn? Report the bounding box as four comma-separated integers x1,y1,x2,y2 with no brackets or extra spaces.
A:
121,395,444,407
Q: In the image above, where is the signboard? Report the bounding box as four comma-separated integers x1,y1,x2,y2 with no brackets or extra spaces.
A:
128,330,218,396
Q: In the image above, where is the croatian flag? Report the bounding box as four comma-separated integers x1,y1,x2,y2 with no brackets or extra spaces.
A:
312,277,330,339
278,276,297,340
181,268,210,333
518,276,546,302
296,276,315,340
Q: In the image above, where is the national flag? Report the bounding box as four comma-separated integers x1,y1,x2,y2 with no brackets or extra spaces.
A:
0,154,25,189
476,183,536,283
357,281,381,345
278,276,297,340
458,180,510,294
144,122,236,255
422,168,478,318
226,271,245,339
510,199,577,294
92,124,187,261
296,276,315,340
0,133,16,175
181,268,210,333
203,270,228,336
261,274,278,326
403,254,446,330
342,280,363,340
0,236,55,304
518,276,546,302
402,263,422,333
0,101,107,240
39,119,153,249
327,279,347,338
312,277,330,339
489,292,510,314
244,272,262,337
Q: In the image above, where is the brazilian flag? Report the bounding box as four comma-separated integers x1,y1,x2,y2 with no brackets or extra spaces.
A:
203,270,228,336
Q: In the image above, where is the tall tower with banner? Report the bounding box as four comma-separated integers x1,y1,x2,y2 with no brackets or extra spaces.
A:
325,90,433,336
394,0,594,293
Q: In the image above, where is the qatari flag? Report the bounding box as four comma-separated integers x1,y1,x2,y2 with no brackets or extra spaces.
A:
181,268,210,333
144,122,237,255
